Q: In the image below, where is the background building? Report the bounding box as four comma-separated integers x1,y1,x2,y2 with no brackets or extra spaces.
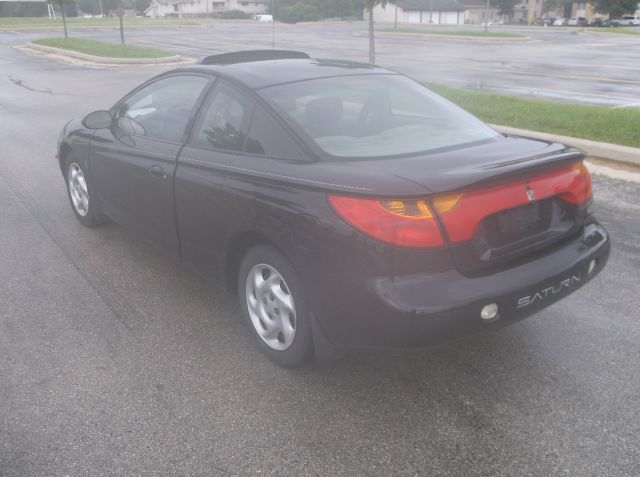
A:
145,0,268,18
458,0,501,24
371,0,466,26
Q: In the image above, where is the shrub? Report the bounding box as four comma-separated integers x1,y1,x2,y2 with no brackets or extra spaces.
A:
220,9,252,19
277,4,322,23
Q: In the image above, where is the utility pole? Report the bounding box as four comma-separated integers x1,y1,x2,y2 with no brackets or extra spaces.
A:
367,0,375,64
117,6,125,46
484,0,490,33
394,4,398,28
58,0,68,38
272,0,276,49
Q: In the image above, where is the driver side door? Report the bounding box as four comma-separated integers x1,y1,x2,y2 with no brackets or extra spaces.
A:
90,74,211,255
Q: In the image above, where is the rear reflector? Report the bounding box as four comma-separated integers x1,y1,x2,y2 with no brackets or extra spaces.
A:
328,196,444,248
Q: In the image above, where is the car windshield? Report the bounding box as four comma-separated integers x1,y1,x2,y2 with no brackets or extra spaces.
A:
260,74,500,158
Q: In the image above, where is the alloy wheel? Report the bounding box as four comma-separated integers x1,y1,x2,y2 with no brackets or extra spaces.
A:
67,162,89,217
245,263,297,351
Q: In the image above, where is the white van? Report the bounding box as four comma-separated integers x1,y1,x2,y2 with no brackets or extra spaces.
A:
619,15,639,25
253,14,274,23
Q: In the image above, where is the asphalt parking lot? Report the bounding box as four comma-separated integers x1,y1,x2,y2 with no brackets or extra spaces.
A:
3,20,640,107
1,25,640,476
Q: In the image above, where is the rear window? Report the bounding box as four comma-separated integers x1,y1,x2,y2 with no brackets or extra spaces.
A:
260,75,500,159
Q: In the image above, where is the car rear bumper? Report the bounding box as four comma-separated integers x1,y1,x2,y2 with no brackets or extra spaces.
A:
310,221,610,349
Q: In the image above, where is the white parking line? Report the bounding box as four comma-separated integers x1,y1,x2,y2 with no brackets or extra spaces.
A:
441,78,640,105
136,37,268,52
554,63,640,73
463,66,640,86
135,39,205,52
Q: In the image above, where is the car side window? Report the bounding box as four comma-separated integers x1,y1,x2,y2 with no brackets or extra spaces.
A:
244,106,303,160
190,82,254,152
115,75,209,142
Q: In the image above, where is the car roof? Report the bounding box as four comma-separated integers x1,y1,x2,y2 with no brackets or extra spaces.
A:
172,58,399,90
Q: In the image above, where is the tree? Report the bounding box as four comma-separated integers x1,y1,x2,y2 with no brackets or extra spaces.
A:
75,0,143,15
270,0,391,64
117,3,125,46
57,0,73,38
593,0,638,18
275,2,323,23
539,0,572,16
273,0,365,23
365,1,393,64
542,0,561,13
0,2,48,17
490,0,518,18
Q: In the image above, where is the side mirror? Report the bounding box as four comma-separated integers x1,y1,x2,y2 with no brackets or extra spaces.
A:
82,110,113,129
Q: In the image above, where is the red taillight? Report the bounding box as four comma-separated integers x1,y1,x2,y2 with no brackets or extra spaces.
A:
329,161,592,248
328,195,445,248
558,161,592,205
435,161,593,243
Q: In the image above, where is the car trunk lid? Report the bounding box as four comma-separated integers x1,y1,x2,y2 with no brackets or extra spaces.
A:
346,136,592,275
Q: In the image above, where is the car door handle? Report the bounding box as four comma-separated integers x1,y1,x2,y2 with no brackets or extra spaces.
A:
148,165,167,180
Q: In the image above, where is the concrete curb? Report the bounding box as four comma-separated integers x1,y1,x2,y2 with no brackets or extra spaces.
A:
492,124,640,167
374,30,529,42
25,42,182,65
577,30,638,38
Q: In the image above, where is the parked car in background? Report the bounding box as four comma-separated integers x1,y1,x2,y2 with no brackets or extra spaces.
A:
618,15,639,25
588,17,606,27
253,14,273,22
553,17,568,26
567,17,579,26
603,19,623,27
57,50,610,367
484,19,504,25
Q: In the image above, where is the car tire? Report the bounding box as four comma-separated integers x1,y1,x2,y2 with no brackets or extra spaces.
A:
238,245,313,367
65,154,107,227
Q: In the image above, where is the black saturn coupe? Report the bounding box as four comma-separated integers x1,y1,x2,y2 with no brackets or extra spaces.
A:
58,50,610,366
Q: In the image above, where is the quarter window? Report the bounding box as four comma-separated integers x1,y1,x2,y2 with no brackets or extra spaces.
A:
115,75,209,142
190,82,253,152
244,106,302,160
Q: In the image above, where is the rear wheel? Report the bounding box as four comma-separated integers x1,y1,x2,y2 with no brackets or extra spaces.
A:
65,155,107,227
238,245,313,367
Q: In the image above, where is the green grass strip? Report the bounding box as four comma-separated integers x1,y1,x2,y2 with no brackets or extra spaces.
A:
33,38,173,58
380,28,524,38
428,84,640,148
585,27,640,36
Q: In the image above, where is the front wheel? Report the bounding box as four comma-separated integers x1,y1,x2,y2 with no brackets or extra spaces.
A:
238,245,313,367
65,155,107,227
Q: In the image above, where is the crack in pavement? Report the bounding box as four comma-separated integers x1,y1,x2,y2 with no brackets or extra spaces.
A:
8,75,53,94
7,75,81,96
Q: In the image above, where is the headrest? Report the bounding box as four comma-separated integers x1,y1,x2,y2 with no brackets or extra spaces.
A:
305,97,343,125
